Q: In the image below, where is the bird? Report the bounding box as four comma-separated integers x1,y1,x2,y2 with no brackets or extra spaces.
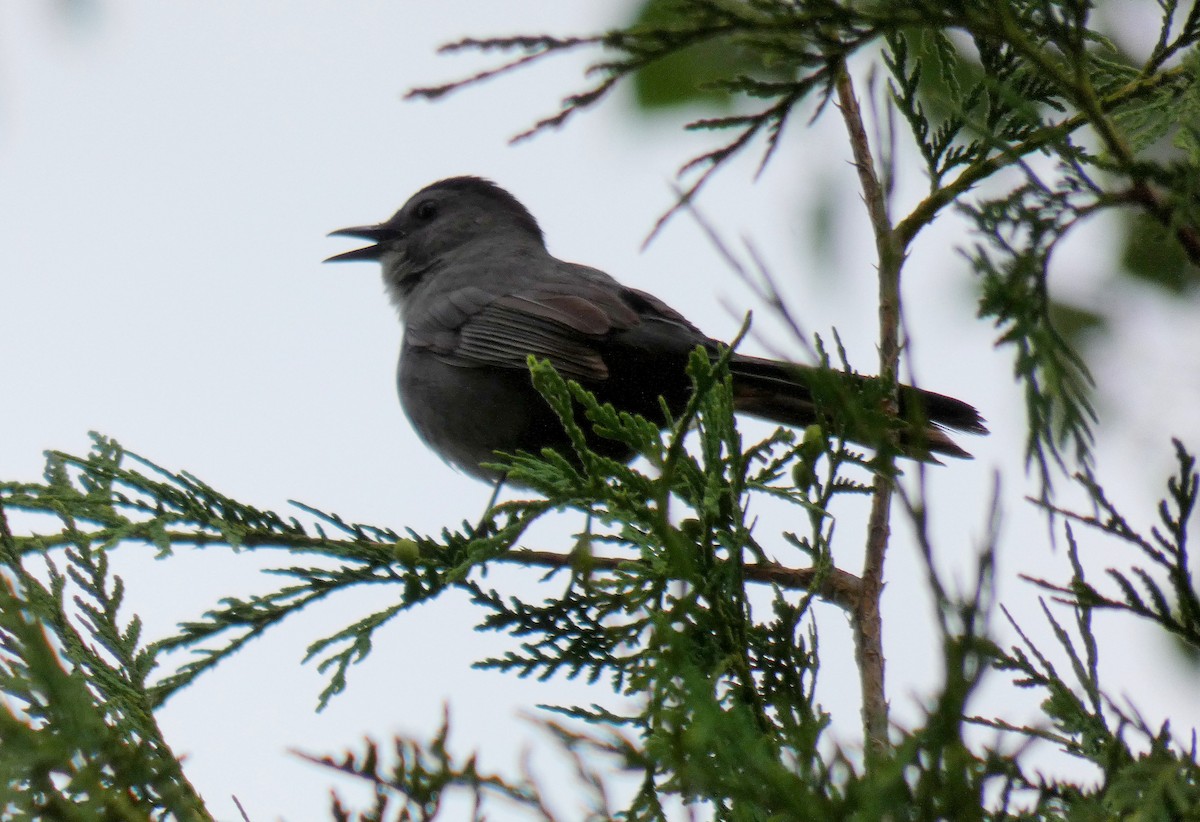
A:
327,176,986,483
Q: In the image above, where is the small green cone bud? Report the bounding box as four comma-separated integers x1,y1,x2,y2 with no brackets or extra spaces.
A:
393,538,421,564
680,518,703,541
801,424,825,457
792,460,816,491
569,533,595,580
793,424,825,491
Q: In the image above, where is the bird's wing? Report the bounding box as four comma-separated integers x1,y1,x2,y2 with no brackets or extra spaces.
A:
405,282,647,382
405,267,713,383
454,291,618,381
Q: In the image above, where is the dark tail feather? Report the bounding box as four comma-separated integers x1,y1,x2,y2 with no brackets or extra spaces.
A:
729,354,988,460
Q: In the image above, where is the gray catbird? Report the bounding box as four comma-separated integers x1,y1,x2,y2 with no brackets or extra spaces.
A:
327,176,986,482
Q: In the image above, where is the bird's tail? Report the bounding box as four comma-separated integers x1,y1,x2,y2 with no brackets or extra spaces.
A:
729,354,988,460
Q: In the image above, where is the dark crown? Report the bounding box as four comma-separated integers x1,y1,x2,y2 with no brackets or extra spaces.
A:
423,176,544,244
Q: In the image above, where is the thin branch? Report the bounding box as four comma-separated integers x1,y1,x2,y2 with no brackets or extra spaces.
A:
510,548,861,611
835,61,901,757
2,529,859,609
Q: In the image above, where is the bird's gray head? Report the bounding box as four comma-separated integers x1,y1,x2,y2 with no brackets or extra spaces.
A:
326,176,544,308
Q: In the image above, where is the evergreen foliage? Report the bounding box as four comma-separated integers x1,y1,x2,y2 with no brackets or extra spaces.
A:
3,0,1200,818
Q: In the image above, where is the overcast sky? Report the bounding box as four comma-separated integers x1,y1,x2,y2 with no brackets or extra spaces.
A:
2,2,1198,819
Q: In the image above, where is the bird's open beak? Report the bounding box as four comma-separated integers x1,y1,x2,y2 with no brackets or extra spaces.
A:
325,225,393,262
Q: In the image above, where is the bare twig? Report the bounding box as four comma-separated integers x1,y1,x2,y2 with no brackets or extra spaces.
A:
510,547,861,611
677,191,817,362
835,60,902,757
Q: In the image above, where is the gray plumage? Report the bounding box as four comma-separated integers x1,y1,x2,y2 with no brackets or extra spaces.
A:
328,177,986,482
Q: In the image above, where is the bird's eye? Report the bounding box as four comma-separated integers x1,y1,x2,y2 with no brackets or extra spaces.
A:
414,200,438,221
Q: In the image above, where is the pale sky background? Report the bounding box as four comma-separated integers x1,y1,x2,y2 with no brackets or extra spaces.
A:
2,2,1198,820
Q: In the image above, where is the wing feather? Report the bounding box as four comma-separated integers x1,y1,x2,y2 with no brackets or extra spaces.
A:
407,271,708,385
429,291,618,381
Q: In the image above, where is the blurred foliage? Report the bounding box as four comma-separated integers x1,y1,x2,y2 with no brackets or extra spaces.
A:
628,0,787,110
1122,211,1200,293
0,502,210,819
1047,299,1106,342
622,0,1200,358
